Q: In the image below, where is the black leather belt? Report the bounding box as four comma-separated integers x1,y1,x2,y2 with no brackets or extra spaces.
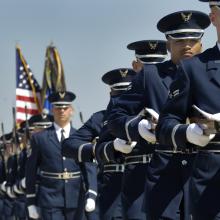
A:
199,149,220,153
40,171,81,180
103,164,124,173
124,154,152,165
155,148,197,154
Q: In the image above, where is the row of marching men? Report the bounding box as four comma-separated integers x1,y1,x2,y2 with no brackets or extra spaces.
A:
23,23,170,220
62,2,220,220
1,1,219,220
3,38,163,219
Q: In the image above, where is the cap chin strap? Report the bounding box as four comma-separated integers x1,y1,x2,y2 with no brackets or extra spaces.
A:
165,28,204,35
33,122,52,129
140,61,165,64
135,54,168,59
52,102,72,105
110,82,131,90
167,34,203,40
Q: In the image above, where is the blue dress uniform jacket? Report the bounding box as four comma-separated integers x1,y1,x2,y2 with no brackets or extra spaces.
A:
95,96,125,220
108,61,177,143
26,125,84,209
107,61,195,219
156,45,220,219
106,62,177,220
62,110,105,220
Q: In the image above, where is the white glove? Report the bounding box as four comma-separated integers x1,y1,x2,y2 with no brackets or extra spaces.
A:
193,105,220,121
85,198,96,212
138,119,156,143
186,123,215,147
28,205,41,219
113,138,137,154
20,177,26,189
6,186,16,198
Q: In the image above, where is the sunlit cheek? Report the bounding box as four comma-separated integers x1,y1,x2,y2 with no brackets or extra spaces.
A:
193,43,202,53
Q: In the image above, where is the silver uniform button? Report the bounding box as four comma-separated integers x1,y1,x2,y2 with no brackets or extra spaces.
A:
181,160,187,166
64,168,67,172
65,180,68,183
63,157,66,160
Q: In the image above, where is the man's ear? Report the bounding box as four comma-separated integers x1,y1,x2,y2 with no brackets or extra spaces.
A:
70,106,74,115
132,60,138,70
198,42,203,54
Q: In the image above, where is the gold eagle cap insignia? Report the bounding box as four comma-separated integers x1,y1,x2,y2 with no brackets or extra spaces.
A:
149,41,158,50
120,69,128,78
59,92,66,99
181,12,192,22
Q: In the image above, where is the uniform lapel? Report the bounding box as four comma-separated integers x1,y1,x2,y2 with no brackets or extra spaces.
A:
161,61,177,90
48,125,76,148
162,75,173,90
207,45,220,88
48,125,60,148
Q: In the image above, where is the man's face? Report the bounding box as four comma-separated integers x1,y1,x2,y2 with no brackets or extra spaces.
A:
5,142,14,155
210,6,220,28
168,38,202,64
52,105,73,125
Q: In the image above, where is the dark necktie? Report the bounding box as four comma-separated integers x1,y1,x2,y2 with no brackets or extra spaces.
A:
61,129,65,142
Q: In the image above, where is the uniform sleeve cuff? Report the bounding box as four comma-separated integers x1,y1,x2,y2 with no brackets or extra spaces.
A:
125,116,142,142
78,143,94,162
172,124,188,151
26,194,37,206
104,142,116,162
86,189,97,200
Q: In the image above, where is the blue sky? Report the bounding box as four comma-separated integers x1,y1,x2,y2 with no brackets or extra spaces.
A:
0,0,216,132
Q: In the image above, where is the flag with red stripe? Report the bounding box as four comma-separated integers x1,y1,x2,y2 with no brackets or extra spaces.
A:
16,46,41,123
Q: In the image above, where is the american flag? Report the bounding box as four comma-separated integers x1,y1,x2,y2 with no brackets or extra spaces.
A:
16,46,41,123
